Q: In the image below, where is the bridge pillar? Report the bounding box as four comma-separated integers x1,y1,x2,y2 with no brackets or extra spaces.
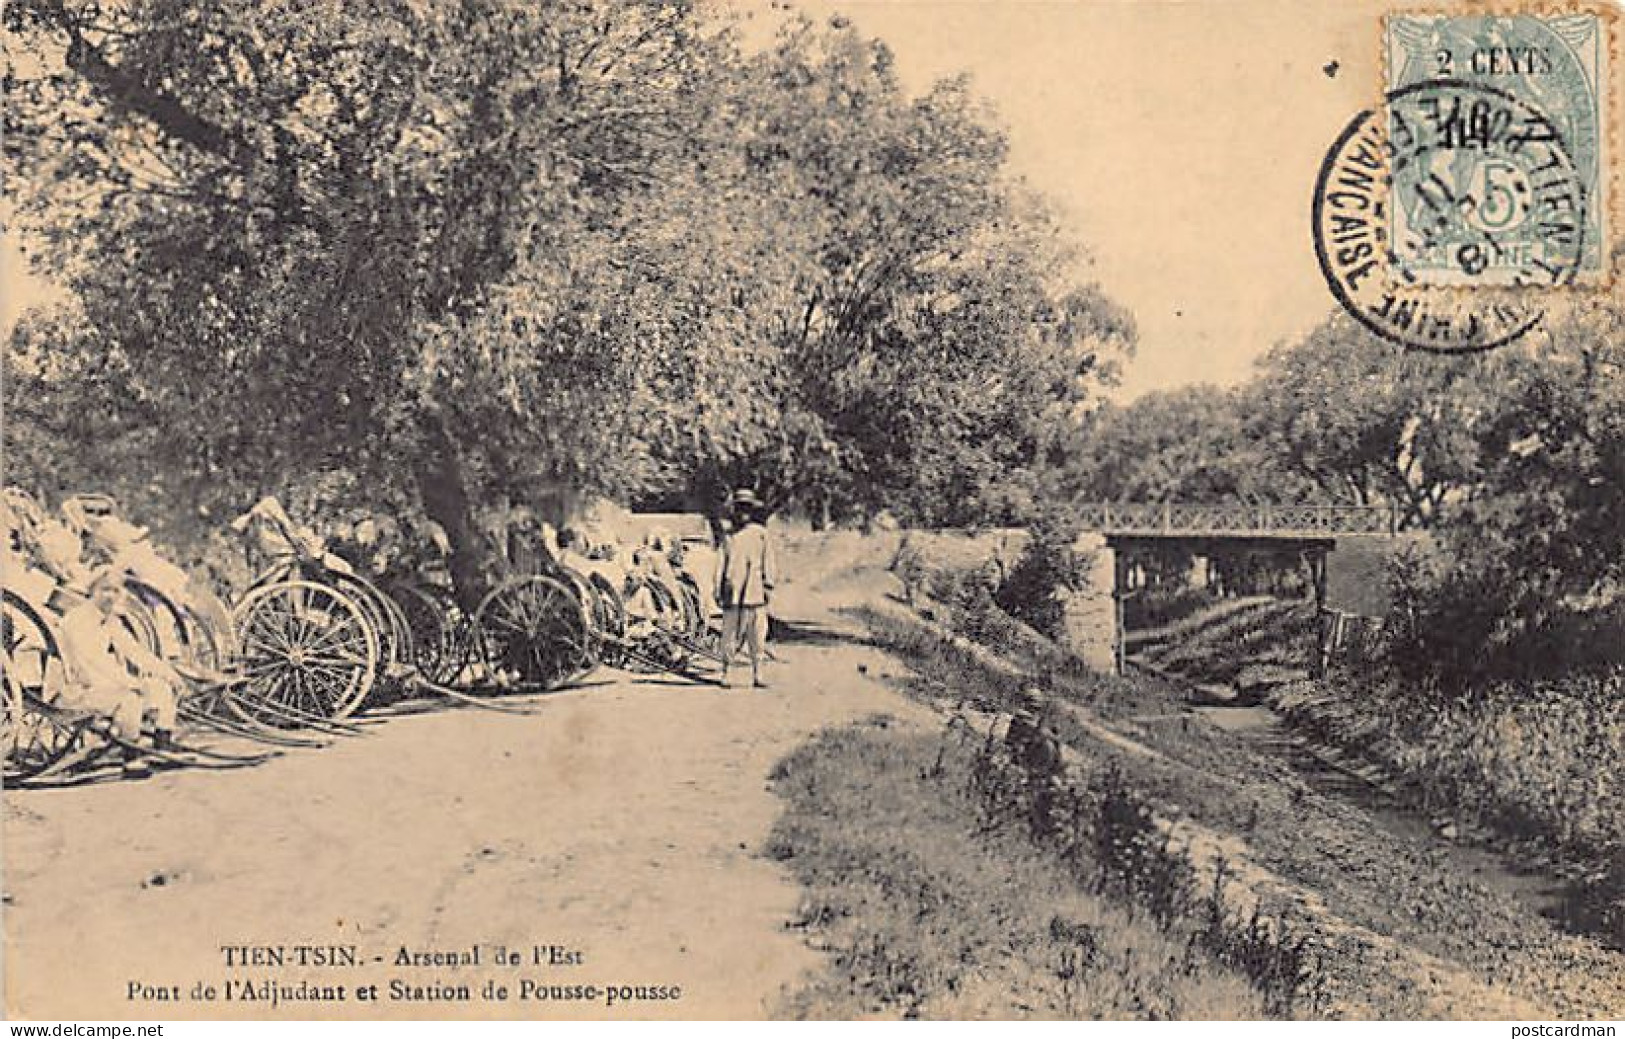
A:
1309,545,1330,677
1060,532,1120,674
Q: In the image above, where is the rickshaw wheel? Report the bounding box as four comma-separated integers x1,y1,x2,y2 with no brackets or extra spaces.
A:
388,582,466,687
585,574,627,669
231,580,379,729
472,576,592,692
2,590,84,781
328,571,413,680
125,579,227,672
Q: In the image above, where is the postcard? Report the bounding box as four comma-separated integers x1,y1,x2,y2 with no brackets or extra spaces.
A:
3,0,1621,1023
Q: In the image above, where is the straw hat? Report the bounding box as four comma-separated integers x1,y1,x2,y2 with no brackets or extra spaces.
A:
84,564,130,597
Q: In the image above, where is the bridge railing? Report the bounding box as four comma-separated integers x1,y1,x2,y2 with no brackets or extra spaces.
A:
1076,502,1394,537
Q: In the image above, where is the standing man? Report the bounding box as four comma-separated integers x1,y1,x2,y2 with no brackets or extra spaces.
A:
716,489,775,689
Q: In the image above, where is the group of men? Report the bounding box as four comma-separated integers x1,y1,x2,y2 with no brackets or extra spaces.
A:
2,485,782,780
2,490,194,777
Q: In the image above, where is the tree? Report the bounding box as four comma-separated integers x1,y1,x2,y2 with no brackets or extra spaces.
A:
4,0,731,602
1388,288,1625,683
3,3,1133,605
1056,385,1307,505
1246,314,1489,529
700,21,1134,526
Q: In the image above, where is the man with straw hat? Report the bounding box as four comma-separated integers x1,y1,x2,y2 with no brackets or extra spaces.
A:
716,488,775,689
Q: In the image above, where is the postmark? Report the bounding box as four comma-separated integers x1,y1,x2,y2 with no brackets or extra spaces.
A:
1387,10,1611,284
1312,79,1583,352
1386,79,1587,288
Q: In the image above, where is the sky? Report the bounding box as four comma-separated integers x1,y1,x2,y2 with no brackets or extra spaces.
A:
2,0,1398,401
767,0,1394,399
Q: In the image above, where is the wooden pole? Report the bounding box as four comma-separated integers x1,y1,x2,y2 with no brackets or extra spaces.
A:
1312,546,1330,678
1112,548,1127,676
1314,547,1328,613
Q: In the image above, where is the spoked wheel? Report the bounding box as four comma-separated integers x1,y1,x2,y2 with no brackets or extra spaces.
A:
675,573,707,640
619,576,677,674
231,580,379,729
661,574,723,667
257,564,410,688
672,574,723,658
114,597,162,657
646,577,687,635
124,579,226,671
585,574,626,668
327,572,413,682
388,582,466,687
472,576,593,692
3,682,89,785
3,591,83,782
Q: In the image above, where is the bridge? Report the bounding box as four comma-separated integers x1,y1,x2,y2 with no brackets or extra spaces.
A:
1067,503,1397,676
1075,502,1394,539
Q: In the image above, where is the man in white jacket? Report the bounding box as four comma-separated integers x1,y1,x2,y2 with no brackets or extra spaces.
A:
716,489,775,689
57,566,181,777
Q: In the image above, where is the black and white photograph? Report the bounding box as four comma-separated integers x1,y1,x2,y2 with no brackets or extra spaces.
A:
2,0,1621,1023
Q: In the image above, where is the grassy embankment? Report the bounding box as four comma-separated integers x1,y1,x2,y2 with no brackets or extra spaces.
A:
768,555,1623,1018
1133,593,1624,944
1272,666,1624,942
768,717,1268,1020
766,578,1353,1018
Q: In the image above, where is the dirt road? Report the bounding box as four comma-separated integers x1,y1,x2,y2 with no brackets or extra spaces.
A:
3,552,933,1020
14,531,1612,1020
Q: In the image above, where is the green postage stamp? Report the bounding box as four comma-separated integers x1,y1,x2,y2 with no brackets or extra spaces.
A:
1385,9,1613,286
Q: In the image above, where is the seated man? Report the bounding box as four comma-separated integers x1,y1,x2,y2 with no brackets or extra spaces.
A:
506,510,557,576
554,527,588,576
676,541,720,623
56,567,182,777
65,495,233,640
643,535,682,592
0,509,57,612
229,495,353,575
621,567,661,642
571,538,628,591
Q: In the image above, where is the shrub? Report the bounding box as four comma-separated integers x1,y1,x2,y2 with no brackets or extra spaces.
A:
1383,518,1625,689
995,511,1087,640
1123,586,1221,632
1090,765,1196,929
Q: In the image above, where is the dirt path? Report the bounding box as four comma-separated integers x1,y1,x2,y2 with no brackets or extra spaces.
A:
14,533,1612,1020
3,568,933,1020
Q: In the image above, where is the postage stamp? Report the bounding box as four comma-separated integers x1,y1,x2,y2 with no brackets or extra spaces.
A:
1385,10,1613,285
1313,86,1556,353
1385,78,1588,288
1313,6,1617,353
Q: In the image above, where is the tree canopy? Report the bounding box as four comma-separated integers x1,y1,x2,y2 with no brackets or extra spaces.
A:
1244,314,1489,530
1384,289,1625,683
1057,384,1308,506
3,1,1132,601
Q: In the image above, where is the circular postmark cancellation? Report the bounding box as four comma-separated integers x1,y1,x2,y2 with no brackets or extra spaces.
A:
1313,78,1588,353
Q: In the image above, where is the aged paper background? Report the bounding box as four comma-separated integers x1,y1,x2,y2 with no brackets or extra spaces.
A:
4,0,1622,1022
